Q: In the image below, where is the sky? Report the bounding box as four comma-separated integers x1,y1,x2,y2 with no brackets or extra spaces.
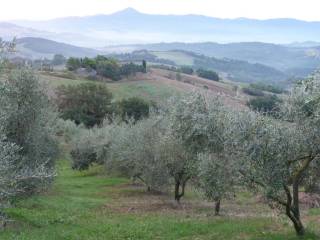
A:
1,0,320,21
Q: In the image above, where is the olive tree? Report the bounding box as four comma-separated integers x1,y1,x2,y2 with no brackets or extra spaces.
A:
106,116,169,192
168,93,239,212
196,99,239,215
237,72,320,236
161,93,210,203
157,132,195,202
0,38,15,70
70,126,104,170
0,69,59,194
0,136,56,222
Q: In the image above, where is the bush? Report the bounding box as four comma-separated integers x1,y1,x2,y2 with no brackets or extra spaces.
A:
56,83,113,127
247,95,281,113
196,68,219,81
56,119,85,143
82,57,97,70
70,128,100,170
117,97,152,122
66,57,81,71
249,82,284,94
242,87,265,96
179,66,194,75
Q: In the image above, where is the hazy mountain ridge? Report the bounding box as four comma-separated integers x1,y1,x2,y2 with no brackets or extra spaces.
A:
7,8,320,47
114,42,320,77
110,49,288,84
14,37,100,59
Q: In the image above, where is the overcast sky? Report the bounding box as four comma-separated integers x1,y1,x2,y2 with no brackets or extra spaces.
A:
1,0,320,21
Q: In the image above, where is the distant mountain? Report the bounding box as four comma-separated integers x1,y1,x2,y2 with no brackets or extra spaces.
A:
284,41,320,48
9,8,320,47
0,22,52,40
14,37,100,59
113,42,320,77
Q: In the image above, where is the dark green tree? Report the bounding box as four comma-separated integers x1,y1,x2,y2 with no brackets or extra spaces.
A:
96,59,121,81
142,60,147,73
196,68,219,81
180,66,194,75
56,83,113,127
118,97,151,121
247,95,281,114
66,57,81,71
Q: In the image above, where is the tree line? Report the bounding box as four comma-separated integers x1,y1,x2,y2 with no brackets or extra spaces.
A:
66,56,147,81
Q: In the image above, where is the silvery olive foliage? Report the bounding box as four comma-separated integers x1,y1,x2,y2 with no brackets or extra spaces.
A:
0,45,59,222
163,93,209,202
0,68,59,196
168,92,239,208
68,82,320,236
236,70,320,236
70,123,112,170
56,119,85,143
0,38,15,72
106,116,170,191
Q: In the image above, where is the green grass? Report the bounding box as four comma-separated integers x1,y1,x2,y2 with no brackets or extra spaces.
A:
0,160,319,240
41,72,182,102
106,80,182,101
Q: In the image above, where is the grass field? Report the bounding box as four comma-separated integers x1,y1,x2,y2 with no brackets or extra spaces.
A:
41,73,183,102
1,160,319,240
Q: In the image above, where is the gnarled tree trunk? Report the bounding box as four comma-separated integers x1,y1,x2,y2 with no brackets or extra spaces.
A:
174,179,187,203
215,199,221,216
284,185,305,236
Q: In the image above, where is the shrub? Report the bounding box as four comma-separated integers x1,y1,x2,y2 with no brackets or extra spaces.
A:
242,87,264,96
249,82,284,94
247,95,281,114
179,66,194,75
117,97,152,122
56,119,85,143
66,57,81,71
196,68,219,81
70,128,101,170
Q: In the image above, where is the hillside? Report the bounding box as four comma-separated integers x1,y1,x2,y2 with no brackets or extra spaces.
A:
111,50,288,84
0,22,51,40
14,37,100,59
112,42,320,77
8,8,320,47
40,67,248,109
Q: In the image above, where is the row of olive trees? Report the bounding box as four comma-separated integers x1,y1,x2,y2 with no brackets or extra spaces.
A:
0,41,59,223
69,71,320,236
